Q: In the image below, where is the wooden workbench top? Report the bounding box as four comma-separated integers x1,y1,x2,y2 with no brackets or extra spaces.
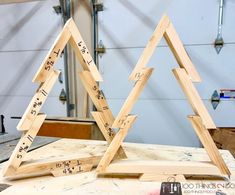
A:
1,139,235,194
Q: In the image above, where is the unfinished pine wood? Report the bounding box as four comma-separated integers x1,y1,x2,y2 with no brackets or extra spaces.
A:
172,68,216,129
129,15,170,81
17,70,60,131
79,71,127,158
97,115,137,173
33,23,71,83
51,164,93,177
79,71,114,124
16,156,101,177
188,115,230,176
67,20,103,82
129,14,201,82
113,68,153,128
104,160,223,176
164,23,201,82
92,111,127,159
1,139,235,194
3,114,46,177
139,173,186,182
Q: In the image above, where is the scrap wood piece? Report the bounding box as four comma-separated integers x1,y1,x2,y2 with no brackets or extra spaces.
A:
51,164,93,177
78,71,114,124
129,15,170,81
33,25,71,83
172,68,216,129
129,14,201,82
92,111,127,159
67,19,103,82
17,70,60,131
104,160,223,177
139,173,186,182
97,115,137,173
3,114,46,177
164,22,201,82
188,115,230,176
15,156,102,177
112,68,153,128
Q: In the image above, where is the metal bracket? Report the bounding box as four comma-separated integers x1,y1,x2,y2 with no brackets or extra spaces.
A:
214,0,224,54
0,115,5,134
211,90,220,110
53,5,62,14
93,0,104,12
96,40,106,55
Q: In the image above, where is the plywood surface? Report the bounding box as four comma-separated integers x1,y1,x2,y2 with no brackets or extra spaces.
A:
0,139,235,194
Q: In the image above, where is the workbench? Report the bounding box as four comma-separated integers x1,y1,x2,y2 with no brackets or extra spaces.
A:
1,139,235,194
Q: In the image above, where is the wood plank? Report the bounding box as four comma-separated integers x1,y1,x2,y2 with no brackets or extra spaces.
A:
15,156,102,177
3,114,46,177
92,111,127,159
129,14,170,81
37,120,104,140
139,173,186,182
113,68,153,128
172,68,216,129
97,115,137,173
188,115,230,176
17,70,60,131
164,23,201,82
67,20,103,82
104,160,224,177
32,22,71,83
79,71,114,124
0,137,58,163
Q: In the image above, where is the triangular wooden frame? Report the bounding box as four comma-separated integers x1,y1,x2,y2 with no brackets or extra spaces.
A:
95,14,231,179
4,14,231,180
3,18,126,178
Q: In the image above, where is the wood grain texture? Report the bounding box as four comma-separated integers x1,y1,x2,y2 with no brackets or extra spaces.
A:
129,14,170,81
113,68,153,128
188,115,230,176
3,114,46,177
79,71,114,124
67,20,103,82
92,112,127,159
104,160,223,176
172,68,216,129
33,21,71,83
17,70,60,131
164,23,201,82
97,115,137,173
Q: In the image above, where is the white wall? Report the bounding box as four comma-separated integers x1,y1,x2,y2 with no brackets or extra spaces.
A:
0,0,67,135
98,0,235,147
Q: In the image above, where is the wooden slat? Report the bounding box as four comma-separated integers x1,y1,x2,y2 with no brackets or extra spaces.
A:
3,114,46,177
67,20,103,82
172,68,216,129
188,115,230,176
129,14,170,81
104,160,223,177
164,23,201,82
79,71,114,124
33,21,71,83
15,156,102,177
17,70,60,131
97,115,137,173
37,120,99,139
92,111,127,159
139,173,186,182
113,68,153,128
